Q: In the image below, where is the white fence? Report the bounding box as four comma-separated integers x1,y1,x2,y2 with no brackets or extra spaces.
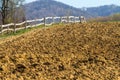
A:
0,16,86,34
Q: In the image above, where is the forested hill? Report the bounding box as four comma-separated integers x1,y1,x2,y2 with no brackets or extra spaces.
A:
25,0,91,19
25,0,120,19
86,5,120,17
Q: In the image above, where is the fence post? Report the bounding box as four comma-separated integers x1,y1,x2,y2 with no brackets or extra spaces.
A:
74,16,76,23
67,16,69,23
79,16,81,23
35,19,37,27
25,21,27,29
60,17,62,23
0,24,3,35
30,22,32,28
80,16,85,23
44,17,46,27
7,25,9,34
52,17,54,24
14,23,16,33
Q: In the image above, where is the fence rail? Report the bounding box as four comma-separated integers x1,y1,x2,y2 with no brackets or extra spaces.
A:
0,16,86,34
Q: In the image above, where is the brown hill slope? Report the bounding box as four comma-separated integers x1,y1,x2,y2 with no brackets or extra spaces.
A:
0,23,120,80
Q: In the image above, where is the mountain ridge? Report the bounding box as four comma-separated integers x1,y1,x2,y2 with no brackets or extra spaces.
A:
25,0,120,19
25,0,91,19
86,4,120,17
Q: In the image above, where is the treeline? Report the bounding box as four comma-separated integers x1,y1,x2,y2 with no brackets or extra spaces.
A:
25,0,90,20
88,13,120,22
0,0,25,24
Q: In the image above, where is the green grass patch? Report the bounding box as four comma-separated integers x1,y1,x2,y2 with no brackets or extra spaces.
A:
0,25,44,39
0,23,64,39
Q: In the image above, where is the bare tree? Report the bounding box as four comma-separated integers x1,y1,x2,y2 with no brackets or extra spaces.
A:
0,0,9,24
0,0,25,24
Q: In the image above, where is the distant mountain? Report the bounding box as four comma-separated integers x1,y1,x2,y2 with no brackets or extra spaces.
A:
25,0,120,20
86,5,120,17
25,0,91,19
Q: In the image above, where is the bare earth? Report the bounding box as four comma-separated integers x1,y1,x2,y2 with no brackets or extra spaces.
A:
0,22,120,80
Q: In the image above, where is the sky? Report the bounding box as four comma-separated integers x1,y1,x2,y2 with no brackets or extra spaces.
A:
26,0,120,8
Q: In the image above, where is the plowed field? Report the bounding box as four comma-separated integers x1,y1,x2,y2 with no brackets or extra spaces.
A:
0,22,120,80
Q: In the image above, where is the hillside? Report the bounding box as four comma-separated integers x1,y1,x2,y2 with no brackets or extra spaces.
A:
25,0,91,19
86,4,120,17
0,22,120,79
25,0,120,19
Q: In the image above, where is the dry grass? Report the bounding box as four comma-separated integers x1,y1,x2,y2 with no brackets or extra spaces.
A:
0,22,120,80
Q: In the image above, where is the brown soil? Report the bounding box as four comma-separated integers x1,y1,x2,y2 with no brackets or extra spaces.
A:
0,22,120,80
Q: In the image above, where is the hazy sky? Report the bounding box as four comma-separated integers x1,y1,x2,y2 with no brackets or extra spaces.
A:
26,0,120,8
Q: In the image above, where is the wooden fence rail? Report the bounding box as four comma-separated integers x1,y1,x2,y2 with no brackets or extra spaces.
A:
0,16,86,34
